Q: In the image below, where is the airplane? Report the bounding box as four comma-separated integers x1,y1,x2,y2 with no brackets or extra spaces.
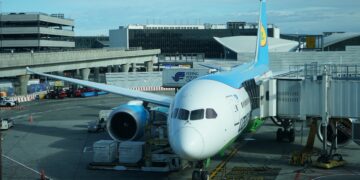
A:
27,0,273,179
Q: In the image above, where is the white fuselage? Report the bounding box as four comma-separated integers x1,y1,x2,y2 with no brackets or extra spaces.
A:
168,79,252,160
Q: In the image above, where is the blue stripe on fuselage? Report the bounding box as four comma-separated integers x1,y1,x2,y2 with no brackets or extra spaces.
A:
199,64,268,89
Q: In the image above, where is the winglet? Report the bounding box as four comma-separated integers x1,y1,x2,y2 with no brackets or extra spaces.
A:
254,0,269,67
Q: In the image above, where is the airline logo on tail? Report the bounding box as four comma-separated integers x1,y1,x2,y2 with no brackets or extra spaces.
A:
260,23,267,47
254,0,269,67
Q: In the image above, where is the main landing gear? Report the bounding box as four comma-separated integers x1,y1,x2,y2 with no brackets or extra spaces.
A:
192,159,210,180
271,117,295,143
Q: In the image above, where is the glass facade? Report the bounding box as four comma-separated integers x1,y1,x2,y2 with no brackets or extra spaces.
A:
128,28,275,58
75,36,109,49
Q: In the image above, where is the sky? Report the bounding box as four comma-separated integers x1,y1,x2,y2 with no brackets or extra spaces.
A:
1,0,359,36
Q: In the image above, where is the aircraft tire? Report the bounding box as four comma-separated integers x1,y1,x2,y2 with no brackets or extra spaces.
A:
201,171,209,180
192,170,201,180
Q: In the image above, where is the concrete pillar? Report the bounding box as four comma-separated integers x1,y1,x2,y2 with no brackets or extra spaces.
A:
14,75,29,95
121,63,129,72
114,65,120,72
131,63,137,72
145,61,154,72
94,67,100,82
107,65,112,73
81,68,90,81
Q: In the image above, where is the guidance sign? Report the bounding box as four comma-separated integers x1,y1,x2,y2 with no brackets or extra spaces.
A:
162,68,210,88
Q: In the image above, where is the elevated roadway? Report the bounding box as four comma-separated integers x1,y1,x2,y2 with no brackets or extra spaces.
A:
0,49,159,77
0,48,160,95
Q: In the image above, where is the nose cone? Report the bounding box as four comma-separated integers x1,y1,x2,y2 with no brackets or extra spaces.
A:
172,127,205,160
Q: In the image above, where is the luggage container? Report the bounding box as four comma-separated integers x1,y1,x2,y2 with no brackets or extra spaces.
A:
119,141,144,164
93,140,118,163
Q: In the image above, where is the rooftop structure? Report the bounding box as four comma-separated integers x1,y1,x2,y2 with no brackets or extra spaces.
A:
110,22,280,59
0,12,75,52
214,36,298,53
281,32,360,51
323,32,360,51
127,22,278,30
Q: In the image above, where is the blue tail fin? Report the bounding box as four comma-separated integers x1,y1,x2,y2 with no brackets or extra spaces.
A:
254,0,269,67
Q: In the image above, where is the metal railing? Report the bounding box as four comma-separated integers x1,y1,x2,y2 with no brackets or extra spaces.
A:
286,63,360,80
158,53,205,63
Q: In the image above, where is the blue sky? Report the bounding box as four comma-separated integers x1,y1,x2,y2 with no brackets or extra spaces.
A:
1,0,359,36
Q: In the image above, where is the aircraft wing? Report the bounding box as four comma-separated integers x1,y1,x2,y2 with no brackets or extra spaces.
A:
198,63,231,72
199,62,254,72
26,67,173,107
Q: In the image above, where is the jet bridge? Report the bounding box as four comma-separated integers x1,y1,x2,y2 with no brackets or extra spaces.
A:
260,63,360,146
261,63,360,119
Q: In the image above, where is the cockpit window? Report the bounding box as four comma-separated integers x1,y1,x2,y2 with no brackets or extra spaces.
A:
190,109,204,120
171,108,179,118
177,109,190,120
206,108,217,119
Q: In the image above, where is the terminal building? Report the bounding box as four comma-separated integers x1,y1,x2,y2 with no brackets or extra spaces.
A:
75,36,109,49
323,32,360,51
0,13,75,52
109,22,280,58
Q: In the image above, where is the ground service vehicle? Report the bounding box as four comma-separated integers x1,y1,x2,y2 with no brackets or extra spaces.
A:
46,89,67,99
1,118,14,130
87,118,106,133
0,97,17,107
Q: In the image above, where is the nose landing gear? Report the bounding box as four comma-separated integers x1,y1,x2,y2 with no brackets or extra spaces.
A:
192,170,209,180
192,159,210,180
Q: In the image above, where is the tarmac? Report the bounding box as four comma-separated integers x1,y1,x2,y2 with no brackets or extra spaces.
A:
1,93,360,180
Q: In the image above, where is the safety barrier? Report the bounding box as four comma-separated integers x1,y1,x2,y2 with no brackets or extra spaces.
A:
131,86,175,92
8,91,47,103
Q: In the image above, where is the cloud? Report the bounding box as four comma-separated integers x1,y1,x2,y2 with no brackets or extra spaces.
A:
2,0,360,35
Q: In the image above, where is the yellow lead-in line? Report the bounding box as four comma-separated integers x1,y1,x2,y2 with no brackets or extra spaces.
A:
209,143,242,179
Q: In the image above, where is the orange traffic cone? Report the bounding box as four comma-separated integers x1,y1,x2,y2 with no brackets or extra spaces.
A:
29,114,33,124
40,169,46,180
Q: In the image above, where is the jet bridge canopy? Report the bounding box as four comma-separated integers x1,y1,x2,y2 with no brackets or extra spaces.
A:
260,63,360,120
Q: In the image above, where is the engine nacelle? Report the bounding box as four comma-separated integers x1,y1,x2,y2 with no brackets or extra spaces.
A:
317,118,353,147
107,101,149,142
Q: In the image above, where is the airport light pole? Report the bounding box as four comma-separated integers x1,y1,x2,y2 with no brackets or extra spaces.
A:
322,65,329,154
0,119,2,179
0,2,3,177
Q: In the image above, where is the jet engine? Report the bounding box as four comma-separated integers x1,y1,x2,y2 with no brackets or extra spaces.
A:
317,118,353,147
107,101,149,142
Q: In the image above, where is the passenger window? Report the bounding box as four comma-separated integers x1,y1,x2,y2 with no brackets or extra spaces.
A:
171,108,179,118
190,109,204,120
206,108,217,119
177,109,189,120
